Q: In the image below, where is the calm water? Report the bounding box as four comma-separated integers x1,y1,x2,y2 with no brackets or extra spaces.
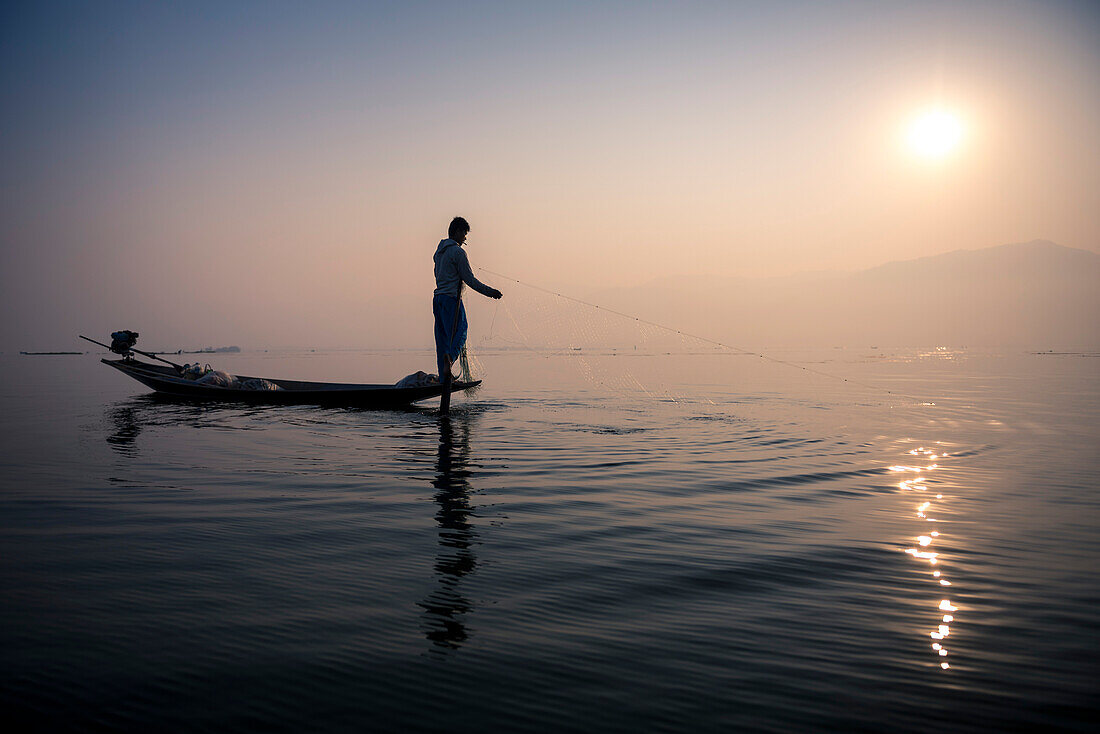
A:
1,347,1097,732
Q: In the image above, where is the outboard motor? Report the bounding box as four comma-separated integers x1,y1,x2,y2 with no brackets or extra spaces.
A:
110,330,140,356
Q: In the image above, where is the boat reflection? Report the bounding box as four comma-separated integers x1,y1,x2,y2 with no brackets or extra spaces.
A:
103,394,307,457
894,444,960,670
103,395,218,456
104,395,486,651
105,403,143,455
418,414,480,653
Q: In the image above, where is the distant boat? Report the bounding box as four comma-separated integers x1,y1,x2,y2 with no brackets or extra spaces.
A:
182,346,241,354
100,357,479,408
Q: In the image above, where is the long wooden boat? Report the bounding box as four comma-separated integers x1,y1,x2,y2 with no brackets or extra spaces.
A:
102,357,480,408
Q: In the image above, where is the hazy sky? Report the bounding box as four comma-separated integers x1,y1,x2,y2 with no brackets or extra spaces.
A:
2,0,1097,349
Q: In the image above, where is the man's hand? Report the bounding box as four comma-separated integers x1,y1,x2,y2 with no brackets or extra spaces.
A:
490,288,503,299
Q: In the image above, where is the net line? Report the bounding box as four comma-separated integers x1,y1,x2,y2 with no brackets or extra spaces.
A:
478,266,924,402
485,279,705,403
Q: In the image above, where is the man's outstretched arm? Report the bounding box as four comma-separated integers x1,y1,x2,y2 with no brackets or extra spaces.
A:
456,249,502,299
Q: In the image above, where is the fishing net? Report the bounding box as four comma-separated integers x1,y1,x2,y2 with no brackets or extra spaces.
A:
460,272,906,408
457,345,477,385
471,281,737,405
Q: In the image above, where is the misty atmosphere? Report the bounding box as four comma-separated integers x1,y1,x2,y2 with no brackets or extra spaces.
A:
10,238,1095,353
2,2,1097,353
7,238,1098,353
592,240,1100,349
1,2,1097,733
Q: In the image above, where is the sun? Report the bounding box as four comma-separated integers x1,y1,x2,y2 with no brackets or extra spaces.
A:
906,109,964,159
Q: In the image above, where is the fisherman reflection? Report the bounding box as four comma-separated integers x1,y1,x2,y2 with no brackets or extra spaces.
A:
418,414,479,651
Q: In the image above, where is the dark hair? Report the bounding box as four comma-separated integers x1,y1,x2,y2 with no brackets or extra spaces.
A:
448,216,470,240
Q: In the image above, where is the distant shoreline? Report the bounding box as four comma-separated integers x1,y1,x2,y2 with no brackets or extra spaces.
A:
20,351,83,356
151,347,243,355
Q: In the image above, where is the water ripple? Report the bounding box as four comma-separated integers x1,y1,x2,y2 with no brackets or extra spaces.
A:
1,351,1096,732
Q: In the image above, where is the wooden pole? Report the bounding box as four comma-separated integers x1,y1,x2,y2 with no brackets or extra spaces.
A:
440,363,453,415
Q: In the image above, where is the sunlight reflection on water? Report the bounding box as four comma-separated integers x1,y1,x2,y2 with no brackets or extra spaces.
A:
895,444,962,670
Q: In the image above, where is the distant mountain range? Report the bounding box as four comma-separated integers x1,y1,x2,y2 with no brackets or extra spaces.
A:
591,240,1100,348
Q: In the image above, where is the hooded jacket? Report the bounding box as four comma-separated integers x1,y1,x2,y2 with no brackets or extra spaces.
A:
433,239,497,298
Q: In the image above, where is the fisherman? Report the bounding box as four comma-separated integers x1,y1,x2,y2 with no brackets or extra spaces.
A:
433,216,502,383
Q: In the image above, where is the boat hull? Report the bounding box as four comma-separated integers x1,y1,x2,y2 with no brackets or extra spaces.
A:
102,359,480,408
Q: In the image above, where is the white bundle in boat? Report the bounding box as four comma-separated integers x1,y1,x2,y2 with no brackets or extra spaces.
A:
239,378,280,391
196,370,236,388
395,371,439,388
194,370,281,391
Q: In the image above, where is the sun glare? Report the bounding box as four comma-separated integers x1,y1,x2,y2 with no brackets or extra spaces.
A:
906,109,964,159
